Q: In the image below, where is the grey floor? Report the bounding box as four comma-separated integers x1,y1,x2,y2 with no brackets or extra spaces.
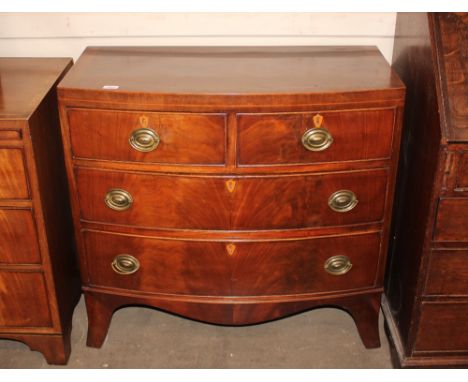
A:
0,296,393,368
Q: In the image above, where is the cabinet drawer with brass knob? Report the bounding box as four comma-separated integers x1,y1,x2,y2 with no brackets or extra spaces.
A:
231,168,387,230
76,167,387,230
237,108,395,166
67,108,227,165
84,230,380,297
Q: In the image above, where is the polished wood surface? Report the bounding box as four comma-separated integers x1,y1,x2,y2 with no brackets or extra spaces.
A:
58,46,405,351
84,230,381,296
238,108,395,165
76,168,387,230
0,271,52,327
0,58,73,118
384,12,468,368
0,58,80,365
68,108,227,164
0,149,29,199
0,209,41,264
58,46,404,100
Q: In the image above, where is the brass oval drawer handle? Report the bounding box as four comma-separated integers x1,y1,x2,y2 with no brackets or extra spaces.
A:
324,255,353,276
129,128,160,152
328,190,358,213
301,127,333,152
111,254,140,275
104,189,133,211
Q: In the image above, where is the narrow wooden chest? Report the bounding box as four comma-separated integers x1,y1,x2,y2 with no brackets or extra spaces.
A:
0,58,80,364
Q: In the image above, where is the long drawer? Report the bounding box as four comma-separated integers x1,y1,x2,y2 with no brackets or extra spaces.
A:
84,230,381,296
237,108,395,166
67,108,227,165
76,167,388,230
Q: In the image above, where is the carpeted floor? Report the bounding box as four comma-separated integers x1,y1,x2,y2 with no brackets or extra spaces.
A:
0,297,393,368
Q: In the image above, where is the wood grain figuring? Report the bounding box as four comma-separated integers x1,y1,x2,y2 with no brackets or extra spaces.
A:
84,230,380,296
0,209,41,264
415,302,468,352
68,108,227,165
238,108,395,165
76,168,388,230
231,169,388,230
433,198,468,241
231,232,381,295
425,249,468,295
58,46,405,351
0,271,52,327
0,149,29,199
76,168,231,230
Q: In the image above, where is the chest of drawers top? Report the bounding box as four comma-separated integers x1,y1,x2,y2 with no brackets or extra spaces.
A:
0,58,72,119
57,46,404,108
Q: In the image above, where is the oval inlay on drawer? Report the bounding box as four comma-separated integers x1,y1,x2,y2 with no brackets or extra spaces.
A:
237,108,395,165
67,108,227,165
84,230,381,296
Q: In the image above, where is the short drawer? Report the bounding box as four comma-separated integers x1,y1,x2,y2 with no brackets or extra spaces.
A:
0,209,41,264
415,302,468,352
76,168,388,230
433,198,468,242
426,249,468,296
0,271,52,328
84,230,381,296
0,149,29,200
237,108,395,166
67,108,227,165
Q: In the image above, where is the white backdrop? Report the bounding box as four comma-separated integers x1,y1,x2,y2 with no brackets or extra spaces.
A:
0,13,396,63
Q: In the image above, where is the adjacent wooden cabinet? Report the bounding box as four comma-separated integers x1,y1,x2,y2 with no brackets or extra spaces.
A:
0,58,80,364
384,13,468,367
57,47,405,349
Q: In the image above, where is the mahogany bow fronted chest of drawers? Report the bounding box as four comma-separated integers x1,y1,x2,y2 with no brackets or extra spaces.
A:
0,58,80,364
57,47,405,349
